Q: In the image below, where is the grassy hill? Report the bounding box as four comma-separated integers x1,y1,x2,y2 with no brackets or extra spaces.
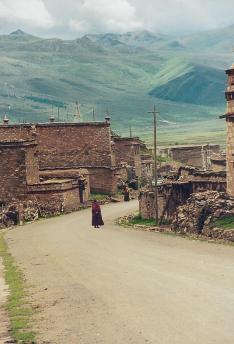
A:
0,27,233,145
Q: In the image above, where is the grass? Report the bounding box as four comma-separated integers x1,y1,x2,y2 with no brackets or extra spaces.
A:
212,216,234,230
0,232,36,343
128,214,157,226
89,193,110,201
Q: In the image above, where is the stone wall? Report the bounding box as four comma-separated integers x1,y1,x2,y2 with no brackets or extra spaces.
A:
0,122,112,169
0,140,38,203
210,153,226,172
39,168,90,200
27,180,83,214
113,137,142,178
177,166,226,184
158,144,220,168
139,183,193,221
36,123,112,169
171,191,234,242
88,167,122,194
139,169,226,221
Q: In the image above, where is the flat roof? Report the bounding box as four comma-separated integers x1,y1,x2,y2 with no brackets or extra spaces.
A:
0,121,109,128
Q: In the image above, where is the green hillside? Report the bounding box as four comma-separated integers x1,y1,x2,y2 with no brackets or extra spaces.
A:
149,64,225,106
0,27,233,145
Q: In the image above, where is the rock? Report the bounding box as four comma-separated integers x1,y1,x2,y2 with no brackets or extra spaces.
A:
171,191,234,241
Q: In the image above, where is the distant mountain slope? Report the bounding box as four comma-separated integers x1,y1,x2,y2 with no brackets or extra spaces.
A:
180,25,234,50
149,64,225,106
0,26,233,144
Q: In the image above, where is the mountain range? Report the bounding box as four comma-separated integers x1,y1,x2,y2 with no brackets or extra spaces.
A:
0,26,233,144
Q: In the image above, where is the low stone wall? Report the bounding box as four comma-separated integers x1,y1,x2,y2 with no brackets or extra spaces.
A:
139,167,227,222
171,191,234,242
203,227,234,241
28,180,84,215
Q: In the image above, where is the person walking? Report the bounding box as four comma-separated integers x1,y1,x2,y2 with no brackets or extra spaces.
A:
92,199,104,228
124,185,130,202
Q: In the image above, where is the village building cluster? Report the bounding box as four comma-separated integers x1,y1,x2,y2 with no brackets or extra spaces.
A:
1,62,234,237
139,61,234,241
0,116,153,224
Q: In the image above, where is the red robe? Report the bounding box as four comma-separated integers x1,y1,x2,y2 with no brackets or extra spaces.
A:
92,202,104,227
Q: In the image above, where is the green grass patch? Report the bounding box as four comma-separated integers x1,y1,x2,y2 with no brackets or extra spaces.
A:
128,214,157,226
89,193,110,201
0,232,36,343
212,216,234,230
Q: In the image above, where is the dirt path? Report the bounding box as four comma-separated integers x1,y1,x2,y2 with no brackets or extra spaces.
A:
4,201,234,344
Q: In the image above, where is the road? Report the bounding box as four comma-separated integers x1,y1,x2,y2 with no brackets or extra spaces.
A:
5,200,234,344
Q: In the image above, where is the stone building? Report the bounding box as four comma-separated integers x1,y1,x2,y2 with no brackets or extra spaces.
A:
0,139,88,214
157,144,220,169
0,140,39,204
111,135,154,186
139,167,226,222
0,119,151,198
221,62,234,195
0,121,122,194
210,153,226,172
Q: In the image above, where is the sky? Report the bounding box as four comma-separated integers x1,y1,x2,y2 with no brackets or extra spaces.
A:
0,0,234,38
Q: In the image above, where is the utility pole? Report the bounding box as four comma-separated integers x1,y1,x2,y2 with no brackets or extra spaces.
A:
92,108,96,121
148,105,159,225
57,107,60,122
75,101,81,122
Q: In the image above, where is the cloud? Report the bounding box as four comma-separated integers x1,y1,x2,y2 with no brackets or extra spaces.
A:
0,0,234,37
0,0,54,28
68,0,143,35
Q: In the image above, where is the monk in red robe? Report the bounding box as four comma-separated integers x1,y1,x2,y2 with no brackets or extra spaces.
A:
92,200,104,228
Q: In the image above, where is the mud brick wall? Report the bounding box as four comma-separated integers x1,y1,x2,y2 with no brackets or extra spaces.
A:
139,179,227,221
36,123,112,169
170,146,219,168
25,144,40,184
28,182,82,214
113,138,142,177
40,168,90,199
62,188,82,212
32,189,81,214
0,123,113,169
0,125,33,141
88,167,122,194
0,141,38,203
139,184,190,221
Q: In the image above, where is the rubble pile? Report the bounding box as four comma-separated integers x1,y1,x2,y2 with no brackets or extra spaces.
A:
0,201,57,229
171,191,234,241
23,201,39,222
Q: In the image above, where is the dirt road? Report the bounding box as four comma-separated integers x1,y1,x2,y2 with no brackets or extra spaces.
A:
5,201,234,344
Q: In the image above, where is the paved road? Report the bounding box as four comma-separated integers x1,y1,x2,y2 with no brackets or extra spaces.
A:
5,201,234,344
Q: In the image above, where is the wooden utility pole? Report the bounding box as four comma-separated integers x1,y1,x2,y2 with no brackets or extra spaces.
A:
75,101,81,122
148,105,159,225
92,108,96,121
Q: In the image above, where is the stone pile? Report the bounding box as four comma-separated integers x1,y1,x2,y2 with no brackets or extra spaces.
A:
23,201,39,222
171,191,234,241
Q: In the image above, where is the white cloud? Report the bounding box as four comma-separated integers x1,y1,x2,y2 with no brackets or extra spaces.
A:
0,0,234,37
68,0,143,35
0,0,54,28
